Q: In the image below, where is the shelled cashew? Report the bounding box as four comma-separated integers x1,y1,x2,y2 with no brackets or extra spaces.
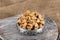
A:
17,10,45,30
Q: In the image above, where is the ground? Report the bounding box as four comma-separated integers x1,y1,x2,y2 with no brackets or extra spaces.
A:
0,0,60,40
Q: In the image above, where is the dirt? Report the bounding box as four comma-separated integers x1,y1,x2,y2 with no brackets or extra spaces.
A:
0,0,60,40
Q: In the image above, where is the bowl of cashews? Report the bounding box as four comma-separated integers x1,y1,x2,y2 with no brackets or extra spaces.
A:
17,10,45,36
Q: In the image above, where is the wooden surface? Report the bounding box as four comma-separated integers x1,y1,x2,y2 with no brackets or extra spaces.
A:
0,15,58,40
0,0,60,40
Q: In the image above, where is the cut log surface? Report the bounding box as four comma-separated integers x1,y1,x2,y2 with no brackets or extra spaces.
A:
0,15,58,40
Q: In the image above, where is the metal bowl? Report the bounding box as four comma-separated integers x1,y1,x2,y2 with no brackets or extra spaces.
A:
17,22,45,36
16,14,45,36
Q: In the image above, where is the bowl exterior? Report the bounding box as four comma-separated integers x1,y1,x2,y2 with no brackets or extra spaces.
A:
16,24,45,36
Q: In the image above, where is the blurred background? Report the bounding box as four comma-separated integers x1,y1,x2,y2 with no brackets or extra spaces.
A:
0,0,60,40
